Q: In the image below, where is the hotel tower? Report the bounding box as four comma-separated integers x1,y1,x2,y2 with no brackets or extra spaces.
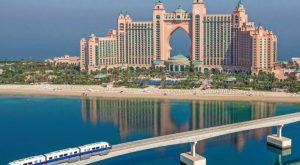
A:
80,0,277,73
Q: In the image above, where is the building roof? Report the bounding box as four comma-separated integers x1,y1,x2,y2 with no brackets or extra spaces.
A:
169,53,190,61
236,0,245,10
90,33,96,38
94,74,106,79
237,0,243,6
225,77,237,82
174,5,187,13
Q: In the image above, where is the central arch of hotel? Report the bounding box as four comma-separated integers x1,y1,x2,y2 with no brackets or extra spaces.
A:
153,2,205,69
164,21,192,61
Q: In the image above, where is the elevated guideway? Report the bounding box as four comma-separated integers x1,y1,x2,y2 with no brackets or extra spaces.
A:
285,161,300,165
65,112,300,165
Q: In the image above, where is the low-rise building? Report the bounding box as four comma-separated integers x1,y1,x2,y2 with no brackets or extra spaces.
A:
45,70,54,74
46,55,80,66
272,59,300,80
291,57,300,65
273,68,300,81
273,68,286,80
166,54,191,72
47,75,57,81
295,68,300,81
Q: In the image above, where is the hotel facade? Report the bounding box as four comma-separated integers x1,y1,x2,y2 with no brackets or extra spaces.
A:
80,0,277,73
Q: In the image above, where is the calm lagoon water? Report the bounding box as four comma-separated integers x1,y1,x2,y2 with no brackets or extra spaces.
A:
0,95,300,165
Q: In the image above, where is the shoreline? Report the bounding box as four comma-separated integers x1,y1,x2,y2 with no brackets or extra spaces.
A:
0,85,300,103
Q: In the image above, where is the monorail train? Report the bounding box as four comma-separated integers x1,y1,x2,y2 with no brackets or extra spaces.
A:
8,142,112,165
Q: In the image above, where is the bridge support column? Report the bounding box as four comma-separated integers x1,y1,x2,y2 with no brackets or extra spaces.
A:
277,125,283,138
267,124,292,149
180,142,206,165
191,141,197,157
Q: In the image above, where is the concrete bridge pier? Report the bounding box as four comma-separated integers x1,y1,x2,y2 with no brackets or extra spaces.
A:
267,124,292,149
180,141,206,165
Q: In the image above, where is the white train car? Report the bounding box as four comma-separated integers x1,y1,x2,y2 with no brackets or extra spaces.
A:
8,155,46,165
78,142,111,160
7,141,112,165
44,148,80,165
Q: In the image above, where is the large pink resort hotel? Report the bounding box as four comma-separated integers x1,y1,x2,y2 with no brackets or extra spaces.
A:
80,0,277,73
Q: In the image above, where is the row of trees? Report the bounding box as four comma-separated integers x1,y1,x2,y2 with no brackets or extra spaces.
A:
212,72,300,92
0,60,299,92
0,61,98,85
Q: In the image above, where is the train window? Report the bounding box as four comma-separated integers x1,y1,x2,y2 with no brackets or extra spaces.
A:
92,147,95,150
49,157,53,160
54,156,57,159
28,162,32,165
23,163,27,165
74,151,78,154
64,154,68,156
96,147,99,149
59,155,63,158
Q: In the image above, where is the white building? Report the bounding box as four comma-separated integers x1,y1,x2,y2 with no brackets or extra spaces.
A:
291,57,300,65
46,55,80,66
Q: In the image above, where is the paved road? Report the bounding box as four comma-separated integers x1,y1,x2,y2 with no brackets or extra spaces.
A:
65,112,300,165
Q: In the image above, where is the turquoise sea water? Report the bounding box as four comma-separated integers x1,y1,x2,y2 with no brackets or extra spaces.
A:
1,95,300,165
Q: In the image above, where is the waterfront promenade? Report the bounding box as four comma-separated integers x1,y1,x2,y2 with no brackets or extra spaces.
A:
1,85,300,103
64,112,300,165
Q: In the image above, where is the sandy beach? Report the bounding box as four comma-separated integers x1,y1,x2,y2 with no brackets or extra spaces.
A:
0,85,300,103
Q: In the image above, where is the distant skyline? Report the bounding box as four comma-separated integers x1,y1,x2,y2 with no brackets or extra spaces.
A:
0,0,299,60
